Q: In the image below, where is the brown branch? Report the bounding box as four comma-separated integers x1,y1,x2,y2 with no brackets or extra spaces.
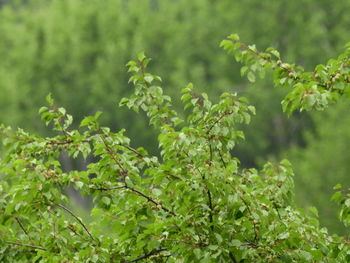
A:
207,188,214,232
91,183,177,216
206,140,216,233
55,204,95,242
165,173,182,180
229,251,239,263
207,143,214,231
14,217,30,238
90,185,125,191
4,241,47,251
207,111,233,134
240,196,258,242
125,185,176,216
100,134,129,176
209,143,213,164
46,138,74,145
100,131,176,217
126,248,167,262
186,149,214,232
123,145,145,158
218,150,227,169
273,202,282,220
47,136,145,159
158,237,207,247
67,224,89,242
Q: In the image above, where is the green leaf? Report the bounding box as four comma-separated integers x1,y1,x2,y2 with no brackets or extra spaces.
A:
247,72,256,83
46,93,54,105
231,239,241,247
75,181,84,189
240,66,249,76
308,206,319,218
137,52,146,61
278,232,290,240
152,188,162,196
144,75,154,83
102,196,111,206
228,33,240,41
38,106,48,114
270,49,280,59
214,233,223,243
333,184,342,190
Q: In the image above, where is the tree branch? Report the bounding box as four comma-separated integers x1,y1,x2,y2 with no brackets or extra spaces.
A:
90,185,125,191
100,135,129,176
55,204,95,242
4,241,47,251
206,111,233,135
14,217,30,239
125,185,176,216
218,150,227,168
185,150,214,231
126,248,167,262
100,132,176,217
240,196,258,241
229,251,238,263
207,143,214,232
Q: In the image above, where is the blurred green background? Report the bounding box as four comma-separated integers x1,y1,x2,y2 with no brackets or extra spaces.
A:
0,0,350,234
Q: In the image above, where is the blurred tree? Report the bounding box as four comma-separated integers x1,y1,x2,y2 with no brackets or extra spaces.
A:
287,100,350,234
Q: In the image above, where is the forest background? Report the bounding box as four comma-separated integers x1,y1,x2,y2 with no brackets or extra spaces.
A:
0,0,349,234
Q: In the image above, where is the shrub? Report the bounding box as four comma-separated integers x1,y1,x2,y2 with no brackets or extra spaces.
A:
0,35,350,262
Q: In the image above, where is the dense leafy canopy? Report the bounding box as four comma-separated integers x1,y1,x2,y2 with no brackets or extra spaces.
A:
1,0,350,233
1,35,350,262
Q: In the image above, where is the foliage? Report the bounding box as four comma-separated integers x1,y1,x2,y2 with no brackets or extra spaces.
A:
1,0,350,165
1,36,350,262
221,34,350,115
221,33,350,233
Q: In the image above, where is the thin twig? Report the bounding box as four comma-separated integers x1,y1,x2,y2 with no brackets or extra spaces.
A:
55,204,95,242
229,251,238,263
206,111,233,134
14,217,30,238
218,150,227,168
100,132,176,217
240,196,258,242
67,224,89,242
185,150,214,232
273,202,282,220
207,143,214,232
207,188,214,232
158,237,207,247
126,248,167,262
209,143,213,164
91,182,176,216
4,241,47,251
90,185,125,191
100,135,128,176
125,186,176,216
123,145,145,158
